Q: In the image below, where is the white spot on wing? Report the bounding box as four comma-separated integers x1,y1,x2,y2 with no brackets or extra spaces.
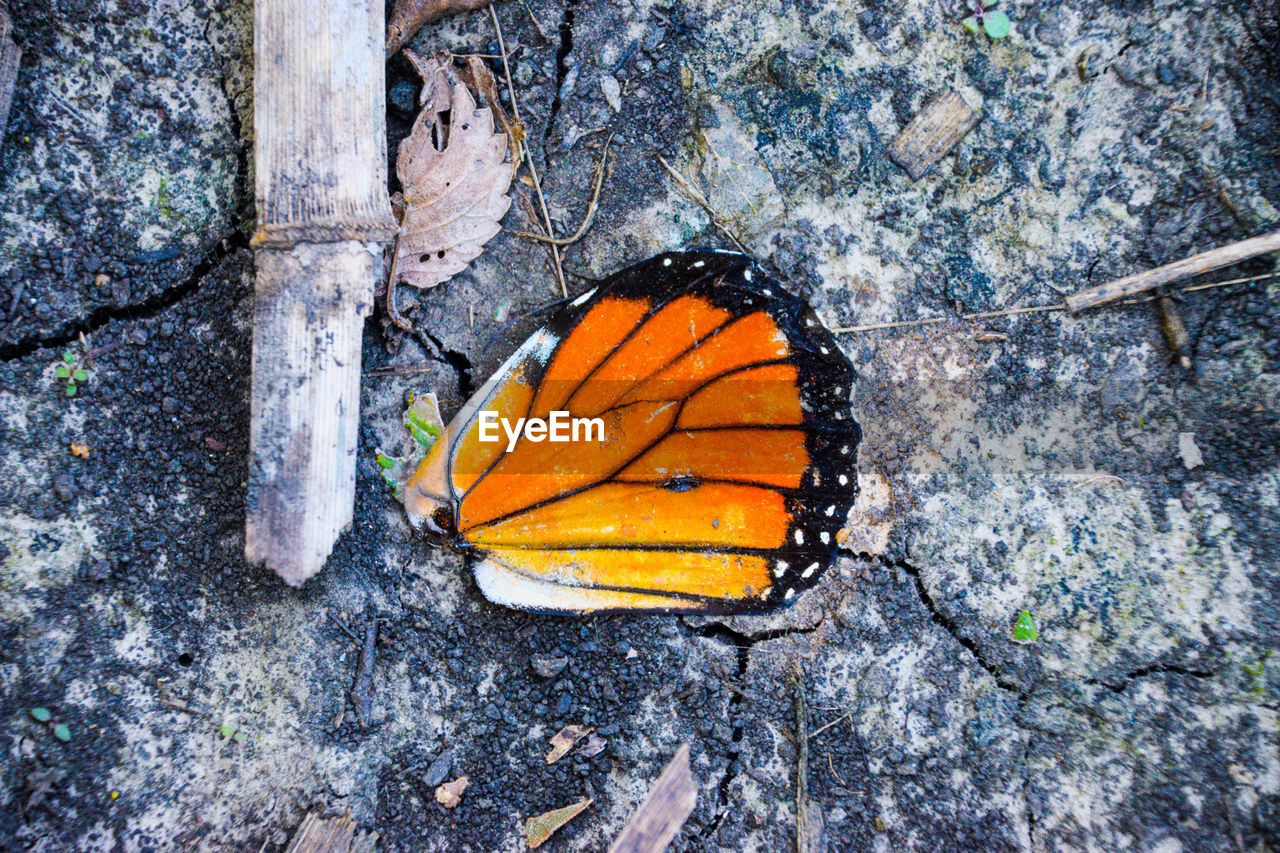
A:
794,530,804,545
570,287,598,307
802,562,819,578
662,257,672,267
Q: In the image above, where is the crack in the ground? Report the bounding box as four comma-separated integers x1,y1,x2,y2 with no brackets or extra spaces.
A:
0,233,248,362
684,620,820,845
1087,662,1217,694
885,554,1023,695
691,623,752,846
411,327,475,398
543,0,578,150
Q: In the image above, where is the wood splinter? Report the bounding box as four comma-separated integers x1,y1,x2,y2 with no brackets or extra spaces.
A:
246,0,397,585
887,90,980,181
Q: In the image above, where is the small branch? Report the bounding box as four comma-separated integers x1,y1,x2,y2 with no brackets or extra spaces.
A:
832,270,1280,334
795,674,811,853
510,134,612,246
656,156,748,253
1064,230,1280,312
384,248,413,331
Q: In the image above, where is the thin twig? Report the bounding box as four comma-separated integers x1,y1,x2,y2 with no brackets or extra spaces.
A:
384,249,413,331
510,134,612,246
655,155,747,252
1064,229,1280,312
514,0,548,41
808,711,852,741
831,270,1280,335
363,363,438,377
795,673,811,853
490,4,567,297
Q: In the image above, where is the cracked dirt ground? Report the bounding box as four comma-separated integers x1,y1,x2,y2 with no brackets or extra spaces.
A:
2,0,1280,849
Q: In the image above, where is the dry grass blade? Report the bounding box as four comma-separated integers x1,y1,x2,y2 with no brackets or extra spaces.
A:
386,0,495,57
511,134,612,246
525,799,593,849
608,744,697,853
392,52,514,292
656,156,747,252
489,4,567,296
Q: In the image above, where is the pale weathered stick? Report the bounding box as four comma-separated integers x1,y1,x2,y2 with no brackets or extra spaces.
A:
0,3,20,134
1064,230,1280,312
609,744,697,853
283,813,378,853
247,0,396,585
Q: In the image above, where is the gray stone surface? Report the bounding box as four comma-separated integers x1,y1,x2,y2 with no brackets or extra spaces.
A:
1,0,1278,850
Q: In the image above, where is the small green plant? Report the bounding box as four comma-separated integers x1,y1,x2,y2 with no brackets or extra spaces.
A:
1012,609,1038,643
29,707,52,722
218,723,247,744
52,723,71,742
54,350,89,396
963,0,1011,39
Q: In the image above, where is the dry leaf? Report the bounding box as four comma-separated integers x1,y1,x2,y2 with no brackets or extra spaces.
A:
545,724,593,764
435,775,469,808
392,52,514,290
457,54,523,154
69,441,90,459
386,0,495,57
579,733,607,758
525,799,592,849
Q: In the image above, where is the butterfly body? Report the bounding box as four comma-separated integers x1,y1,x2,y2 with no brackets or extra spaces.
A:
405,251,860,614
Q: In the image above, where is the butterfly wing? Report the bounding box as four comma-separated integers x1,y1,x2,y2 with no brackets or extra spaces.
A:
405,251,860,614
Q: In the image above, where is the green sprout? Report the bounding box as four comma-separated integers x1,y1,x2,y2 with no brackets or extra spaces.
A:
29,707,51,722
52,723,71,742
963,0,1011,39
54,350,90,396
1012,609,1038,643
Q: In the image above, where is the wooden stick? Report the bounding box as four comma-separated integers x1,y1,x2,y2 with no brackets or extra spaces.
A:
1064,230,1280,312
0,3,20,135
608,744,697,853
247,0,397,585
795,676,811,853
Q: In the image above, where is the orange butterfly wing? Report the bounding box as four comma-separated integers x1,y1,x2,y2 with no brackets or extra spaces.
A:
404,251,859,614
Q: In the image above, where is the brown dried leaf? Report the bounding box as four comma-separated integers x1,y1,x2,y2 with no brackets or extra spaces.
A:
386,0,495,57
545,724,593,764
525,799,592,849
393,52,514,290
435,775,469,808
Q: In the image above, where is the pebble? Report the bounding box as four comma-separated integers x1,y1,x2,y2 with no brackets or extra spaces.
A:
531,654,568,678
53,474,76,502
424,749,454,786
601,75,623,112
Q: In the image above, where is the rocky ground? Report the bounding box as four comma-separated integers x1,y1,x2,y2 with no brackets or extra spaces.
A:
1,0,1279,850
